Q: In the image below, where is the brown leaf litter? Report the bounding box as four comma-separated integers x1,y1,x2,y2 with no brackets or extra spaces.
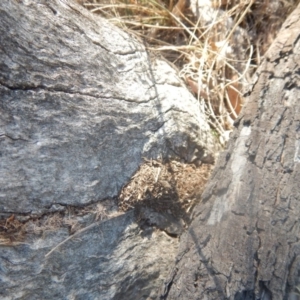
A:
0,200,120,246
118,159,212,223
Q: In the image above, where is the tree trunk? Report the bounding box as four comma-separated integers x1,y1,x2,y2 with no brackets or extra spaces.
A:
162,4,300,300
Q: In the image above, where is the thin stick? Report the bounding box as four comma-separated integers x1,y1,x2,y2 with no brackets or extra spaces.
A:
45,213,123,258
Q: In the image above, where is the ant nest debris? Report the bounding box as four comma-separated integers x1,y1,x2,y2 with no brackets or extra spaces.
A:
118,158,212,226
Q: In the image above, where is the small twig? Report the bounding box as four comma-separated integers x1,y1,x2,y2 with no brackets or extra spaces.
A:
45,214,123,258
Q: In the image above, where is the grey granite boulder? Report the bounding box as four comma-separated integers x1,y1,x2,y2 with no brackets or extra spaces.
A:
0,0,216,215
0,0,217,299
0,211,178,300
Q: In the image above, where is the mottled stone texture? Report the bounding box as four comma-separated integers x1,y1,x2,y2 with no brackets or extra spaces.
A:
0,0,217,299
0,211,178,300
0,0,216,215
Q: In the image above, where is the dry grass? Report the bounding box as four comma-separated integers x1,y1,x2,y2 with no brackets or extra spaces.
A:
0,200,121,246
0,214,27,245
0,213,72,246
80,0,299,144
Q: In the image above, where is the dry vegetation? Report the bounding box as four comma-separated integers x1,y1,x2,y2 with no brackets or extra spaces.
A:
80,0,299,144
119,159,212,220
0,200,120,245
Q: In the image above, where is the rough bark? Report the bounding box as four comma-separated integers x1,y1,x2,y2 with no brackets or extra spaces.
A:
162,4,300,300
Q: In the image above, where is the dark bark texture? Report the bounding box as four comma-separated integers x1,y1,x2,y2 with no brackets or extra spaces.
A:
162,4,300,300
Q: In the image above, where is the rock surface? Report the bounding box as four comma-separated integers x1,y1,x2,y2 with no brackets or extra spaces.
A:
0,211,178,300
0,0,216,299
0,0,216,215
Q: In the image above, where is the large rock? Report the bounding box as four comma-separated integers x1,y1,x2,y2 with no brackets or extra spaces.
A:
0,0,216,215
0,0,216,299
0,211,178,300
